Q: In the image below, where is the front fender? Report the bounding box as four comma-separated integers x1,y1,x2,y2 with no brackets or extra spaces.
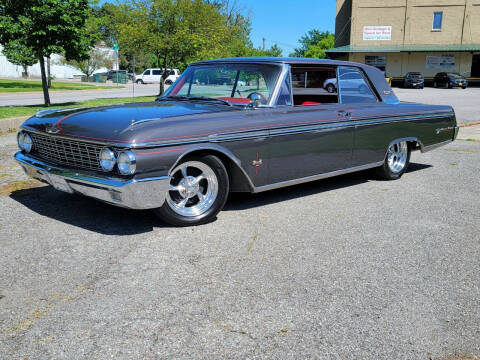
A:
132,143,255,192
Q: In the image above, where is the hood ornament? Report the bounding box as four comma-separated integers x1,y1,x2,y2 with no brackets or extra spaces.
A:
45,124,60,134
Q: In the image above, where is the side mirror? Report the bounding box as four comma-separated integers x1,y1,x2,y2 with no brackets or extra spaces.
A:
248,93,263,108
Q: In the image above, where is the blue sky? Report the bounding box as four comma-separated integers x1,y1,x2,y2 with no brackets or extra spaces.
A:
98,0,336,56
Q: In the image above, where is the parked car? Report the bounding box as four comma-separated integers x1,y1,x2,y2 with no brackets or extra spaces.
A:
433,72,468,89
136,68,181,85
404,72,424,89
15,57,458,226
323,70,370,93
105,70,133,81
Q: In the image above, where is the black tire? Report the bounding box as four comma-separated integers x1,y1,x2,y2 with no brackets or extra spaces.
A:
462,86,467,89
326,84,336,93
165,79,173,85
154,155,229,226
136,79,144,84
375,141,411,180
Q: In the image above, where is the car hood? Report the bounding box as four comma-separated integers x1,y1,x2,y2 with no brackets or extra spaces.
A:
21,100,240,146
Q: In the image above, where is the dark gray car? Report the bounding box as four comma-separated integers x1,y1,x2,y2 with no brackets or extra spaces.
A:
15,57,458,226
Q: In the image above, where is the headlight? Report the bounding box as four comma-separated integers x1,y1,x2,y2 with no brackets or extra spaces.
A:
17,132,33,153
99,148,116,172
117,151,136,175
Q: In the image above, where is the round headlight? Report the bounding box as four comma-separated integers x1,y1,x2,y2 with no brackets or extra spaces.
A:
23,133,33,153
117,151,136,175
17,132,25,150
17,132,33,153
99,148,116,172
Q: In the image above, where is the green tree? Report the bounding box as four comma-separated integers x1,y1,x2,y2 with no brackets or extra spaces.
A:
290,30,334,58
116,0,233,95
1,40,37,78
63,47,113,81
0,0,96,106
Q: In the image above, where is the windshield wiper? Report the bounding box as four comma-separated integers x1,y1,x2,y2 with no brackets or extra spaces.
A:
157,95,234,106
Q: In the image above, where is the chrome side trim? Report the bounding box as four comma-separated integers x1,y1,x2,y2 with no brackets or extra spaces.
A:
14,152,170,209
422,139,453,153
22,112,454,149
253,161,383,193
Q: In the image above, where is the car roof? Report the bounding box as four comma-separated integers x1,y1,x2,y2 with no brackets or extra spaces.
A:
191,56,369,68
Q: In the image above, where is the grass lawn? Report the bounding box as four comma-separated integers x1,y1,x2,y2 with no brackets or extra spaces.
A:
0,79,119,93
0,96,157,120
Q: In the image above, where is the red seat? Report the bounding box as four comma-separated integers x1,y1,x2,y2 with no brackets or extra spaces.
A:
301,101,321,106
218,97,250,104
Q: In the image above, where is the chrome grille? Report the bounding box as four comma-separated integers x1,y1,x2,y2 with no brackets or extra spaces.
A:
29,132,103,171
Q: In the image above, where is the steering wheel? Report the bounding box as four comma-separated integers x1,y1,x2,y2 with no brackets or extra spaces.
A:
247,92,267,105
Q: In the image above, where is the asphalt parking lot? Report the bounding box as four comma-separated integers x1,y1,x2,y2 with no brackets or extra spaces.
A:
0,129,479,358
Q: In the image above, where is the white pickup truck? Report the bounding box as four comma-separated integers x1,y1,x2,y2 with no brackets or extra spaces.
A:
135,68,181,85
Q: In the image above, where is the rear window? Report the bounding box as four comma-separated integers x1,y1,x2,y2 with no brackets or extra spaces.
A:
337,66,378,104
152,70,163,76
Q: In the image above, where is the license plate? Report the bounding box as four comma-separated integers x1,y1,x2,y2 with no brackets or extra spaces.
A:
48,174,74,193
459,83,462,86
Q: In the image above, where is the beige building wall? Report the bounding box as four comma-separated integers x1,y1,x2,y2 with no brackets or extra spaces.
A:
348,52,473,77
347,0,480,46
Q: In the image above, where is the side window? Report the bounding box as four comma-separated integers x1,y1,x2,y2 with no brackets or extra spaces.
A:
152,70,162,76
169,70,176,75
291,66,338,105
433,12,443,30
143,70,150,75
276,74,292,106
337,66,378,104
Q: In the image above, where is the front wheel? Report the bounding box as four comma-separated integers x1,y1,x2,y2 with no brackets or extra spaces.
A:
326,84,336,93
376,141,411,180
154,155,229,226
136,79,144,84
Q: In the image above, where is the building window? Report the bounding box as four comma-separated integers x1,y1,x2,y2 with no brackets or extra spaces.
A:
365,56,387,72
433,12,443,30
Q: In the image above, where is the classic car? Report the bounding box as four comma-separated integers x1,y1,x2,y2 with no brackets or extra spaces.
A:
15,57,459,226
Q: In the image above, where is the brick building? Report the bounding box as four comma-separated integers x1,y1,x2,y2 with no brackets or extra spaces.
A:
326,0,480,82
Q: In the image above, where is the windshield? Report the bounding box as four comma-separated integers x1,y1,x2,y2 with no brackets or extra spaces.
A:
447,73,463,79
163,63,282,105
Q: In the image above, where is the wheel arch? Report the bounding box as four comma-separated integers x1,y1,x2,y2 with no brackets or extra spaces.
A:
384,137,424,160
170,145,255,192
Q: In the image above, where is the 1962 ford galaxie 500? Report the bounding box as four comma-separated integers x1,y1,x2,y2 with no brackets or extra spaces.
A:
15,57,459,226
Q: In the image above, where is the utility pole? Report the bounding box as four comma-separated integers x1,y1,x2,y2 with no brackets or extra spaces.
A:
262,37,266,50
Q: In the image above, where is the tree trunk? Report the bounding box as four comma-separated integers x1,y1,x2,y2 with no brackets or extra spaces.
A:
39,56,51,106
159,55,169,96
22,65,28,79
47,56,51,88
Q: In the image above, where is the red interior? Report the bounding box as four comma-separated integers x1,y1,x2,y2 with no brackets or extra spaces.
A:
301,101,321,106
218,97,250,104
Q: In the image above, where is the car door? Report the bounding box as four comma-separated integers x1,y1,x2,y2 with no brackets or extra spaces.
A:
339,65,402,167
142,70,151,83
265,66,354,184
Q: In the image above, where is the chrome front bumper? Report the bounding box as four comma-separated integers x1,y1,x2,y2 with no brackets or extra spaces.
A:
15,152,170,209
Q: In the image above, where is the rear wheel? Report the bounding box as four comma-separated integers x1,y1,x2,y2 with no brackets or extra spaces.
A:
326,84,336,93
154,155,229,226
165,79,173,85
376,141,411,180
136,79,144,84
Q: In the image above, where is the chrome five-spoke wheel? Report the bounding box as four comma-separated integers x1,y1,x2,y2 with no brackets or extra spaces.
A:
387,141,408,173
155,155,229,226
376,140,411,180
166,161,218,217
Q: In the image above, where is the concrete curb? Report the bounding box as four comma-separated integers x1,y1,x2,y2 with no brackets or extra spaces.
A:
0,116,29,133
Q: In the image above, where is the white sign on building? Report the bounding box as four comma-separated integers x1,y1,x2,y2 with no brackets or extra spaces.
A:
363,26,392,41
426,55,455,69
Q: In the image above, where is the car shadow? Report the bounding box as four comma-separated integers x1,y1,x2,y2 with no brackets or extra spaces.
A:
9,186,160,235
9,163,431,233
225,162,432,211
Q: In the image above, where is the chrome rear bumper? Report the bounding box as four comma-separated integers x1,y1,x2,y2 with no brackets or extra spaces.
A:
15,152,170,209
